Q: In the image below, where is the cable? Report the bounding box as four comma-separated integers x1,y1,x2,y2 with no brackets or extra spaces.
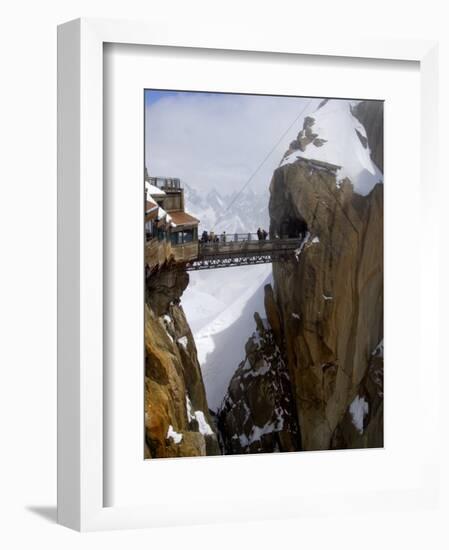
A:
211,98,314,230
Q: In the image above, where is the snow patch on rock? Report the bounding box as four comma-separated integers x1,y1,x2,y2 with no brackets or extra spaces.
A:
194,411,214,436
185,395,214,436
349,396,369,434
166,425,183,444
177,336,188,350
281,99,383,196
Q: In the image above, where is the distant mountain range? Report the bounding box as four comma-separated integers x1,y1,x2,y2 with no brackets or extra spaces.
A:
183,183,270,235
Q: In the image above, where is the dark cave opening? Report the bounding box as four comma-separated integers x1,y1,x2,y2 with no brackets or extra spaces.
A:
280,216,308,239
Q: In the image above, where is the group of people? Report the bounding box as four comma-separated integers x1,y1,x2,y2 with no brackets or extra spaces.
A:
200,230,222,243
200,229,270,243
257,227,268,240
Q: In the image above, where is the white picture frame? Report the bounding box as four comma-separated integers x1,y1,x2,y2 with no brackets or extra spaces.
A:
57,17,440,531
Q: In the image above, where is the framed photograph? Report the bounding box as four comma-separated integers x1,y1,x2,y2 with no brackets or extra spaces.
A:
58,18,440,531
142,89,384,459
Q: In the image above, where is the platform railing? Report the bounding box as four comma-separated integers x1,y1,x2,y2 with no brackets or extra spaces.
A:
198,235,301,258
147,176,182,190
199,232,273,244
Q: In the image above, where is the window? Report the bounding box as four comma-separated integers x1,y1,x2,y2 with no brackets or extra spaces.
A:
170,228,195,245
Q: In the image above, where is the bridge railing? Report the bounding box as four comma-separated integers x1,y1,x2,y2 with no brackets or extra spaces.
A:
198,236,301,258
199,232,272,244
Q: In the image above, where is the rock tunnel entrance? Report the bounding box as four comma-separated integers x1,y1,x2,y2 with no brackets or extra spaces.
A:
280,216,308,240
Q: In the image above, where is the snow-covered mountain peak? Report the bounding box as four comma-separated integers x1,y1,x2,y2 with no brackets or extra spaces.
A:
206,188,226,210
183,182,269,234
281,99,383,196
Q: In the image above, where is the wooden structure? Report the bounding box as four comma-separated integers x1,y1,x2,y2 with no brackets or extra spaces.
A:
294,156,342,174
145,176,199,263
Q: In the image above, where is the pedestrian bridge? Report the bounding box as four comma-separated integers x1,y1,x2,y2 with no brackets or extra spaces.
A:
181,233,302,271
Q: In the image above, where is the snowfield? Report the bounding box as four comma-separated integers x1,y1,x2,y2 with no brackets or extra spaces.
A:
183,265,272,411
281,99,383,196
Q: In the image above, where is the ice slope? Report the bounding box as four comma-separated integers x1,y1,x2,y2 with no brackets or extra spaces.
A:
281,99,383,196
183,265,272,411
181,285,226,334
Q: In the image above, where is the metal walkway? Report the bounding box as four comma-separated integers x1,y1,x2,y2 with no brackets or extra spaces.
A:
183,236,302,271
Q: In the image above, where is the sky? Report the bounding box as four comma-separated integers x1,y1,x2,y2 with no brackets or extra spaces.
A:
144,90,320,196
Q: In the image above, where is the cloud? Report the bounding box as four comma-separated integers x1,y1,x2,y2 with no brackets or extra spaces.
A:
145,91,319,196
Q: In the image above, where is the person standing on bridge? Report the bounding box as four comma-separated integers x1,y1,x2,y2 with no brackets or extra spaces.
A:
262,229,268,240
221,231,227,243
257,227,262,240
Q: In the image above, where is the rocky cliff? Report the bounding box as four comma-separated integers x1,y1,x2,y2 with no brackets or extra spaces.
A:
219,99,384,452
352,101,384,172
269,100,384,450
145,259,221,458
217,296,300,454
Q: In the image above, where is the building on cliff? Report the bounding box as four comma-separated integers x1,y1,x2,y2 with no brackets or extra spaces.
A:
145,176,200,264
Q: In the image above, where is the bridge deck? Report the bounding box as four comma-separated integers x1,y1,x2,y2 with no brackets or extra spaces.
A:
184,238,301,271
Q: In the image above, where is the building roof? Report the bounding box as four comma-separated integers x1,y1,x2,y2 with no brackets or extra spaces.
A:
145,199,158,221
145,182,166,197
169,211,199,228
145,210,158,223
146,198,158,212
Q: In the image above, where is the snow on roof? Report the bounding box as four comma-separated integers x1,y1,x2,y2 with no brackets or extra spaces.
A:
145,182,166,197
155,205,175,228
281,99,383,196
157,206,168,220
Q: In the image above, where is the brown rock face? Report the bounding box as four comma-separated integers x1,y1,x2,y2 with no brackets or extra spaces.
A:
264,283,283,348
353,101,384,172
145,264,221,458
145,264,188,317
268,161,383,450
330,342,383,449
218,305,300,454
